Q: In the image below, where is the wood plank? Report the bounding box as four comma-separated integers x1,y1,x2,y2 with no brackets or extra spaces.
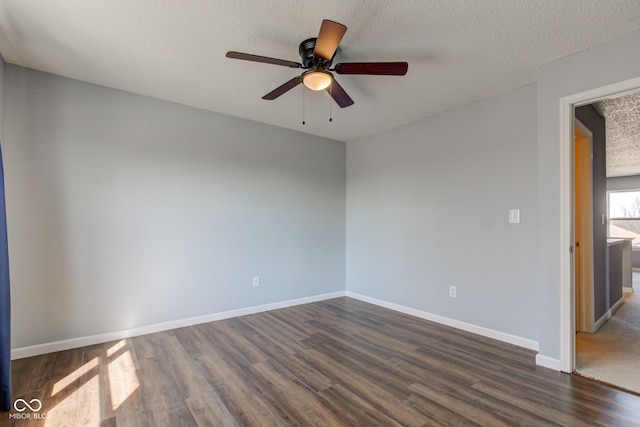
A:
293,346,429,425
317,384,404,427
250,358,349,425
185,391,239,427
195,352,282,426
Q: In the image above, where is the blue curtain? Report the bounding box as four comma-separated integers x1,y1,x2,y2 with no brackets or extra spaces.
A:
0,146,10,411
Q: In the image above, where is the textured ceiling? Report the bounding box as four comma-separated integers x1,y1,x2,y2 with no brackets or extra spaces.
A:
595,92,640,178
1,1,640,142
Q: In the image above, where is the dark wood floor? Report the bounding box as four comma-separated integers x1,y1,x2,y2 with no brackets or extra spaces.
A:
5,297,640,426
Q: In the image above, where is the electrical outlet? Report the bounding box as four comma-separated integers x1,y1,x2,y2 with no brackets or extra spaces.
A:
252,276,260,288
449,285,456,298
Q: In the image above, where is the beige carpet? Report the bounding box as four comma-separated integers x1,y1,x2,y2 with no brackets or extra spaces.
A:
576,274,640,395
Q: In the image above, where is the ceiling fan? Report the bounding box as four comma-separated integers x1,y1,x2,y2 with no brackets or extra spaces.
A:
226,19,408,108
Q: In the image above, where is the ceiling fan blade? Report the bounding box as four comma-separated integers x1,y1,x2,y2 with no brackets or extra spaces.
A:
226,51,302,68
262,77,302,100
327,79,354,108
334,62,408,75
313,20,347,61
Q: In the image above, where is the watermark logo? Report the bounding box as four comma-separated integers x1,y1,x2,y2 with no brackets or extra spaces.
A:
8,398,46,420
14,398,42,412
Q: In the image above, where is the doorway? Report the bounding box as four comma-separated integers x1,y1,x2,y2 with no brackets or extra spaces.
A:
573,92,640,392
560,77,640,381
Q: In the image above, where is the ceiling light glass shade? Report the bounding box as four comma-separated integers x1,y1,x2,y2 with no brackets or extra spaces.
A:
302,70,332,91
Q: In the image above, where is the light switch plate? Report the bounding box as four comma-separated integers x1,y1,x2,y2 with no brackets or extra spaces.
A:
509,209,520,224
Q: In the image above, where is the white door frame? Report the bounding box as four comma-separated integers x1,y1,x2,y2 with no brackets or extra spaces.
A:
560,77,640,373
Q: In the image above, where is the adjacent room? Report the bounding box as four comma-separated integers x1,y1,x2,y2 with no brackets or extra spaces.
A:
575,91,640,393
1,1,640,425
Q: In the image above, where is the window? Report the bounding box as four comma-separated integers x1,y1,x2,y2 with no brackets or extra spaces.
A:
608,190,640,245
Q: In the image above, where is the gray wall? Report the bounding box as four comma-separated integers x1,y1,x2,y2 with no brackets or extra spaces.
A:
536,30,640,360
347,84,539,339
608,175,640,192
4,66,346,348
575,105,608,321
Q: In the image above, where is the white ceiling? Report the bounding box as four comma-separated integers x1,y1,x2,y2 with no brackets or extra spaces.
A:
596,92,640,178
0,1,640,142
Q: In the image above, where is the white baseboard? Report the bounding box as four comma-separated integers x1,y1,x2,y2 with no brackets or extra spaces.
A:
535,354,561,371
11,291,346,359
13,290,552,369
592,296,625,333
346,291,540,352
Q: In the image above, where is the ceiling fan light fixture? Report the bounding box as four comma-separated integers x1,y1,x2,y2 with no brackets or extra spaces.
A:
302,70,332,91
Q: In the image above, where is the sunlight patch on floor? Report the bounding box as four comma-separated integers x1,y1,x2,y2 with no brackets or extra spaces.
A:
43,339,140,425
107,339,127,357
108,347,140,411
51,357,98,396
46,374,101,427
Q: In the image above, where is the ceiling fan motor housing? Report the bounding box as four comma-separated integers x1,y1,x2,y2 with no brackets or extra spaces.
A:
299,38,333,69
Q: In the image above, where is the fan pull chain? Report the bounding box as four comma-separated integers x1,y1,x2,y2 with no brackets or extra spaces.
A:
329,82,333,122
302,86,306,125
